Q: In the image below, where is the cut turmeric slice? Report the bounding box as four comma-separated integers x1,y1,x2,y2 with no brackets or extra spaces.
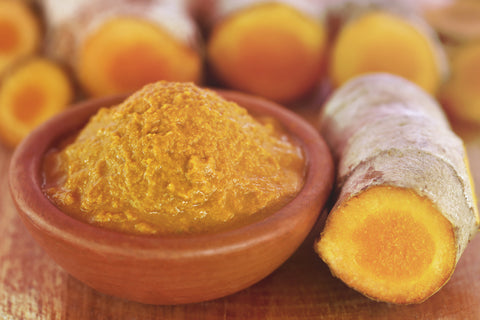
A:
207,2,327,103
329,11,444,94
0,0,41,75
78,17,202,97
0,58,74,148
440,42,480,126
41,0,202,98
318,186,456,304
317,73,479,304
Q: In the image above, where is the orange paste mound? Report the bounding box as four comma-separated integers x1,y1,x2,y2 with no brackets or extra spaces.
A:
43,82,305,235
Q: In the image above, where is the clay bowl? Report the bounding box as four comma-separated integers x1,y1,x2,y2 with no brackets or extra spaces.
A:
9,89,334,305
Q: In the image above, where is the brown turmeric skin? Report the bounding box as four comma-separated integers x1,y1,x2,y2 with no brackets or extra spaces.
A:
316,74,479,304
43,82,305,235
425,0,480,44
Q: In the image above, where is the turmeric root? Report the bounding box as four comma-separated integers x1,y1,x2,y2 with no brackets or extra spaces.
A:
424,0,480,44
0,57,74,148
206,1,327,103
0,0,41,75
42,0,202,97
316,73,479,304
329,10,447,94
440,42,480,127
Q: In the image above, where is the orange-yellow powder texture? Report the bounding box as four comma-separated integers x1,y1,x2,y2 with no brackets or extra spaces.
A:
43,81,305,235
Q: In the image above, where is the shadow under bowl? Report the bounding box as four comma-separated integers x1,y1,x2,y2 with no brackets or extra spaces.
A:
9,89,334,305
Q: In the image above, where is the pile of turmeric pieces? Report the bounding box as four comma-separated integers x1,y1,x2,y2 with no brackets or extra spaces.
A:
1,0,480,306
0,0,479,147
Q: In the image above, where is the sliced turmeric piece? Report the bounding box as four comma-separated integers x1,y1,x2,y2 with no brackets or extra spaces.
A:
329,11,446,94
207,2,327,103
0,58,74,148
0,0,41,75
42,0,202,97
316,73,479,304
440,42,480,126
78,17,202,97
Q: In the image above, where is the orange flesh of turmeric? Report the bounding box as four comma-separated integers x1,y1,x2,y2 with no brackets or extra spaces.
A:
78,17,202,97
330,12,440,94
207,3,326,103
0,58,73,148
317,186,456,304
454,45,480,92
0,20,19,52
108,44,167,91
0,0,41,74
11,84,46,125
441,43,480,124
353,213,435,281
356,43,419,81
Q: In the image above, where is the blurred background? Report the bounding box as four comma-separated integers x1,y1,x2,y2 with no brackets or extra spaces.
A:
0,0,479,148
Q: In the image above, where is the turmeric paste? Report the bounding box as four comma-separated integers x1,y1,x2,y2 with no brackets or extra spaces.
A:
43,82,305,235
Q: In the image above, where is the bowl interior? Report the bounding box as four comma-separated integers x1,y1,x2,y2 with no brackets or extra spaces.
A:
10,88,334,260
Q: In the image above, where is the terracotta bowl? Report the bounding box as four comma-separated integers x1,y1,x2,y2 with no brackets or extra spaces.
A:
9,90,334,305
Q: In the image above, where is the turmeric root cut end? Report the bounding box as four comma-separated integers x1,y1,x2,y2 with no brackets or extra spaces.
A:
316,186,456,304
440,42,480,125
78,17,202,97
207,3,326,103
0,58,73,148
0,0,41,74
330,12,440,94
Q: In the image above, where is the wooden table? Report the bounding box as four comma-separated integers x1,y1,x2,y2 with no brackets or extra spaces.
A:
1,115,480,319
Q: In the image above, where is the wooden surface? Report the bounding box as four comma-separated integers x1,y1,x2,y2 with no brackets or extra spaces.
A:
1,122,480,319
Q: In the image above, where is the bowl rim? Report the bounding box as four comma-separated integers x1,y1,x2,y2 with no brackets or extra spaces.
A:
9,89,334,258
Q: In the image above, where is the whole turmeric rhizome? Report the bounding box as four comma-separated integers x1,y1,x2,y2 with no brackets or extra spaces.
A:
316,73,479,304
